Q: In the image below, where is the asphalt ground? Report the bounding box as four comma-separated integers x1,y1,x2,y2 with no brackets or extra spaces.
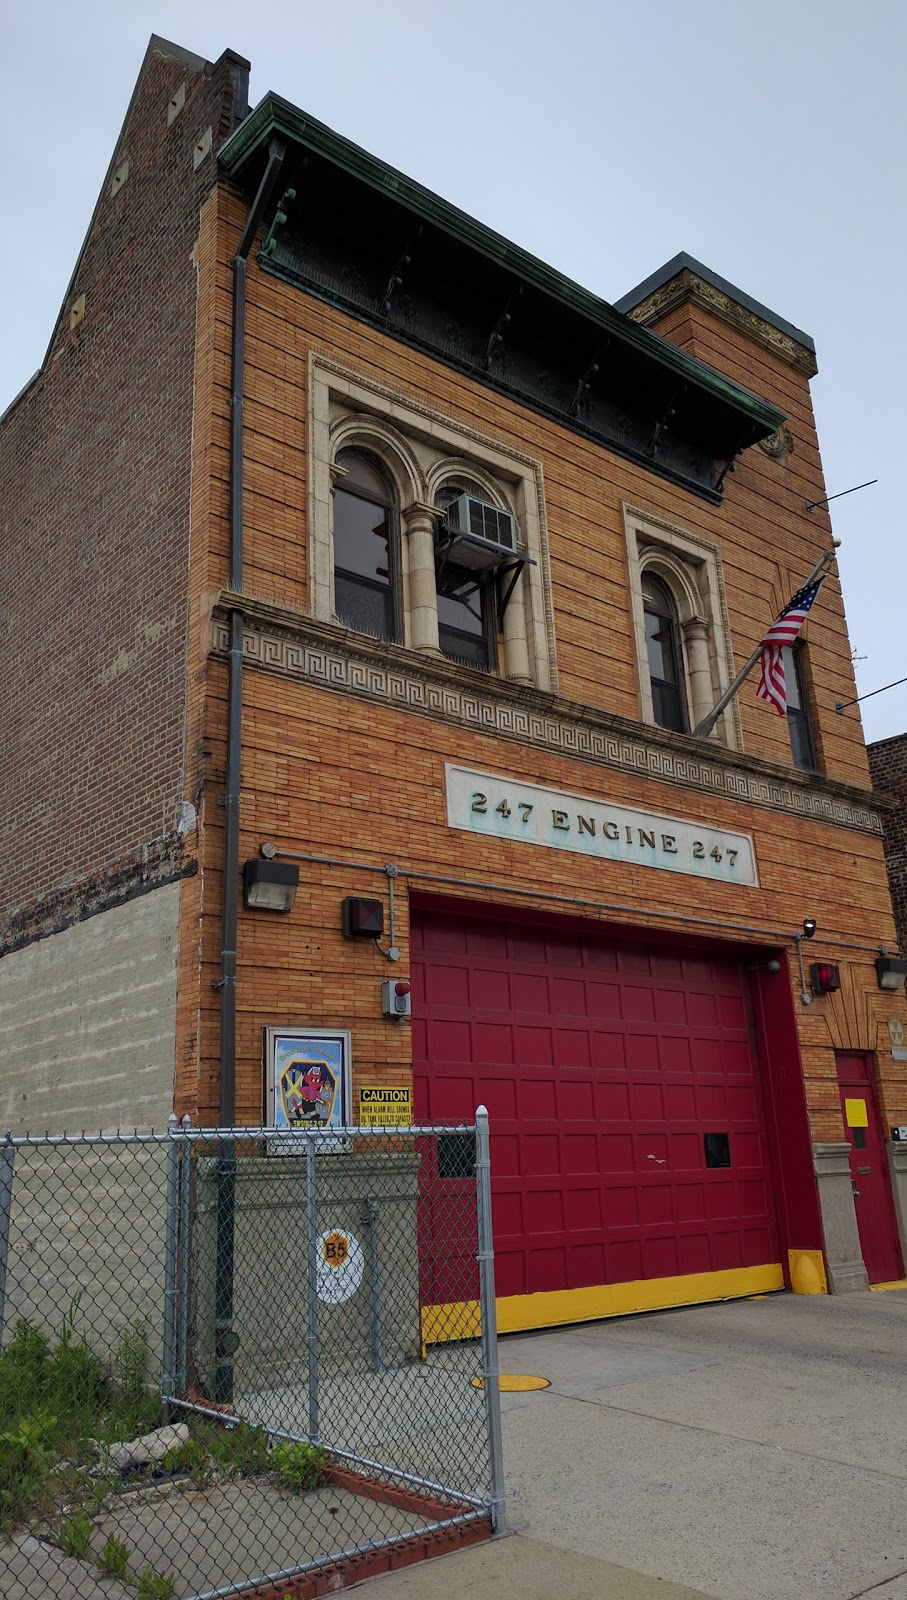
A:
351,1287,907,1600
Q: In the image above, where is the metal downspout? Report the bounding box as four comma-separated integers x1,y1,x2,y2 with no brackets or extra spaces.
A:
215,138,285,1403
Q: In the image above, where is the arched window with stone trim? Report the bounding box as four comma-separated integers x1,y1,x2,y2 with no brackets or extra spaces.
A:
642,572,688,732
332,448,403,642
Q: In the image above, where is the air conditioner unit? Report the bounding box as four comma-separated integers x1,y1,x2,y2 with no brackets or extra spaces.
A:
446,494,516,559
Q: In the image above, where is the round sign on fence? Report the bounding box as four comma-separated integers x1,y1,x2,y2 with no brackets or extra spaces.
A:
315,1228,364,1303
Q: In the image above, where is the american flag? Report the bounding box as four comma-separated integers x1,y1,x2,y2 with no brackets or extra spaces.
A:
756,577,825,715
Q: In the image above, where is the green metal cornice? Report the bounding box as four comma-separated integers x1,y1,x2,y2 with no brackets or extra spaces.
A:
219,95,785,465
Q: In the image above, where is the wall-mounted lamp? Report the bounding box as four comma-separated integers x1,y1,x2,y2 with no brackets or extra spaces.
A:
746,958,781,973
243,858,299,913
876,953,907,992
802,918,817,940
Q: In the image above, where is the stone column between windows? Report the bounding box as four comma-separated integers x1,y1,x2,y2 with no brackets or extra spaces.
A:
402,502,441,654
682,616,713,729
502,570,532,683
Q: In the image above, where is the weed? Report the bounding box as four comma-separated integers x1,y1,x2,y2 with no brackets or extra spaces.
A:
161,1438,209,1482
199,1421,271,1477
270,1440,327,1492
98,1534,131,1580
57,1509,94,1560
136,1566,176,1599
106,1321,158,1440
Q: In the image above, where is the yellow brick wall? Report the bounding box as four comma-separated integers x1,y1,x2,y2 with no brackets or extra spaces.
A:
178,188,906,1146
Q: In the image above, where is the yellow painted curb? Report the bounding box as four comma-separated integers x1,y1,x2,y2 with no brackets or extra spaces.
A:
869,1278,907,1292
471,1374,551,1392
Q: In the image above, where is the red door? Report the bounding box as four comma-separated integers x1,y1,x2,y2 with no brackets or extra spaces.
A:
836,1052,903,1283
412,908,780,1319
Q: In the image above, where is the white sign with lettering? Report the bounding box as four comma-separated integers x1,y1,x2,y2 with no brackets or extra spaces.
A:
445,765,758,886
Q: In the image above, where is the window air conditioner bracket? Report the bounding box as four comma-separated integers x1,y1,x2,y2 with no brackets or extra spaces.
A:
496,555,535,618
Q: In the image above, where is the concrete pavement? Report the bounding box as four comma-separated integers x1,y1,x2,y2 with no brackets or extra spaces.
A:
351,1288,907,1600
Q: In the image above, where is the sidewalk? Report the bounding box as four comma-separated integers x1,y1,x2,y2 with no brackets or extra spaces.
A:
351,1288,907,1600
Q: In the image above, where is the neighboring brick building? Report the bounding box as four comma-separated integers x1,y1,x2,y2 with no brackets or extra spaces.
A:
2,34,906,1324
868,734,907,955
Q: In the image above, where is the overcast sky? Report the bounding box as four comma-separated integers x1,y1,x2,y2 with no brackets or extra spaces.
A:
4,1,904,741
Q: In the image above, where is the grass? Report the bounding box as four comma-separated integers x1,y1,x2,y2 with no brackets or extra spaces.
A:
0,1309,159,1535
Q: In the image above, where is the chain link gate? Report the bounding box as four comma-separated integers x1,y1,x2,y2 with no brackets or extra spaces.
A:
0,1112,504,1599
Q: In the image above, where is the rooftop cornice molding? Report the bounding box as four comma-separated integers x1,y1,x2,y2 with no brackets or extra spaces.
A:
218,96,785,445
620,266,819,380
210,592,887,838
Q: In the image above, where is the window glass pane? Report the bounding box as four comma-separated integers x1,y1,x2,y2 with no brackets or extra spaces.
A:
782,646,802,710
334,574,395,639
437,562,492,668
788,709,816,771
645,608,679,685
333,489,392,584
338,451,390,501
651,680,686,733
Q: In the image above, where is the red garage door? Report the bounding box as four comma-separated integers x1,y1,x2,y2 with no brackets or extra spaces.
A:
412,909,783,1333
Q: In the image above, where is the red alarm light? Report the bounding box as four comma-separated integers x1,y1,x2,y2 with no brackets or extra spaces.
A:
394,981,411,997
810,962,841,994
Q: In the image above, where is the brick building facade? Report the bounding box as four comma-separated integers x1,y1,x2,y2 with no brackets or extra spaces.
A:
3,35,906,1327
868,735,907,961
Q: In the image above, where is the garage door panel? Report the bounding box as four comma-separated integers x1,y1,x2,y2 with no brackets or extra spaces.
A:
512,972,548,1012
551,976,586,1013
472,968,511,1009
514,1025,553,1065
604,1186,638,1226
520,1080,557,1120
527,1248,567,1292
413,909,780,1325
623,985,656,1021
597,1080,630,1119
591,1032,627,1071
588,981,622,1018
491,1134,521,1175
567,1188,603,1230
563,1133,598,1172
474,1022,516,1063
479,1077,517,1120
601,1133,635,1171
555,1029,591,1067
670,1132,701,1169
526,1190,565,1234
607,1239,643,1282
655,990,688,1025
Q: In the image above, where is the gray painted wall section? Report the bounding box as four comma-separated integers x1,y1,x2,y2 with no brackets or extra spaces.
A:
0,884,180,1134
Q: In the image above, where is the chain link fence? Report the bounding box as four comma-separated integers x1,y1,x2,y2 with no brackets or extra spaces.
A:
0,1116,504,1599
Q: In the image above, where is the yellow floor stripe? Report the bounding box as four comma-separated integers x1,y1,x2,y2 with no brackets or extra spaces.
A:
422,1263,784,1343
869,1278,907,1292
471,1374,551,1392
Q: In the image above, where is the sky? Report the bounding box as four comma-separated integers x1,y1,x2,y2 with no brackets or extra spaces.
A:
3,0,905,741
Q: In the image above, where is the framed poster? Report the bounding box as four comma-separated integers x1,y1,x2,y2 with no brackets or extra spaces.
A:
264,1027,351,1152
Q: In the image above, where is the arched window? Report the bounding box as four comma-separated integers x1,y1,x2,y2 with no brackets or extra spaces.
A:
642,573,687,733
433,483,497,670
332,450,402,642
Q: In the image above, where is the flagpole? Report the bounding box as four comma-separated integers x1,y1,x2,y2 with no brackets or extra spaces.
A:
691,546,839,741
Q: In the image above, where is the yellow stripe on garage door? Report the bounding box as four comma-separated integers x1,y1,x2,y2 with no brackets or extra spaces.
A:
422,1262,784,1343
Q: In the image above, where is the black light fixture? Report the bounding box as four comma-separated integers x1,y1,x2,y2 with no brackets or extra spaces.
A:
876,952,907,992
243,858,299,913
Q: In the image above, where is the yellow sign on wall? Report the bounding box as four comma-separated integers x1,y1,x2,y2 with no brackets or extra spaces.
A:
845,1097,869,1128
358,1086,413,1126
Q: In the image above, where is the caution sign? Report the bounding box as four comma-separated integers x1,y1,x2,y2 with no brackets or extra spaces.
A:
358,1085,413,1127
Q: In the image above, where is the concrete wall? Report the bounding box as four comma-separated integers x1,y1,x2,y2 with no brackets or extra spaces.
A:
0,884,180,1135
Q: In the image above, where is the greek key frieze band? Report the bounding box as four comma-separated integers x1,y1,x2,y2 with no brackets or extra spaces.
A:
211,620,882,837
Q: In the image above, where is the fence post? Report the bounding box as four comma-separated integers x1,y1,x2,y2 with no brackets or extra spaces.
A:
362,1196,384,1373
475,1105,507,1534
161,1115,180,1422
0,1135,15,1345
177,1114,192,1398
306,1135,320,1442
